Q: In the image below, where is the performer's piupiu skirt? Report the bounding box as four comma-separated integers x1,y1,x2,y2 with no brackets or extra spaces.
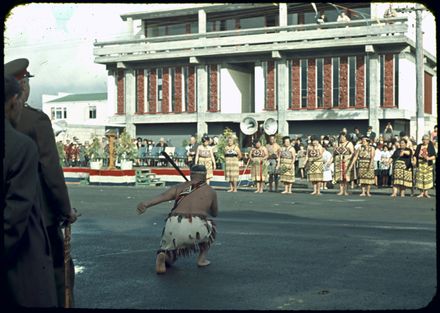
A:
251,157,267,182
158,213,216,260
392,160,413,188
197,156,213,179
308,158,323,182
357,159,375,185
224,156,239,182
415,159,433,190
334,154,354,183
280,158,295,183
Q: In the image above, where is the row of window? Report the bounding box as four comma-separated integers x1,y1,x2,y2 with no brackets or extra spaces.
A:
144,6,371,38
50,106,97,120
129,54,398,114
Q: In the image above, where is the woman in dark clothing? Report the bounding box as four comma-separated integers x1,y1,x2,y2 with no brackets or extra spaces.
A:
390,138,413,197
414,135,437,198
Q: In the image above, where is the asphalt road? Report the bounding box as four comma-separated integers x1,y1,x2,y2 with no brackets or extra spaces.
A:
68,184,437,310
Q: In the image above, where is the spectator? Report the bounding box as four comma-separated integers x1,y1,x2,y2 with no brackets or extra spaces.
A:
156,137,168,152
430,125,437,143
379,145,392,187
316,12,327,24
349,127,361,145
3,74,58,307
297,144,307,179
366,126,377,142
337,11,351,23
383,122,394,142
186,135,199,169
322,144,333,190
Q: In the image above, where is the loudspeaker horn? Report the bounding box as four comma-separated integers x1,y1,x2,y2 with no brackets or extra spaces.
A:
240,116,258,135
263,117,278,135
53,120,67,136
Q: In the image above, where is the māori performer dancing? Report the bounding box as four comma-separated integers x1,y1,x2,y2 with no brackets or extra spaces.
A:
195,135,216,185
305,135,325,196
250,140,268,193
333,132,355,196
349,136,375,197
277,136,296,194
266,135,281,192
224,136,242,192
414,135,436,198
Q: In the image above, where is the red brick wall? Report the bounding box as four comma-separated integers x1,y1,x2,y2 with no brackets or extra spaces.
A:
291,59,300,109
136,69,144,114
355,55,365,108
383,53,394,108
148,69,157,113
117,69,125,114
174,67,182,113
162,67,170,113
307,58,316,109
266,61,275,111
188,66,196,113
209,65,218,112
323,58,332,109
339,56,348,109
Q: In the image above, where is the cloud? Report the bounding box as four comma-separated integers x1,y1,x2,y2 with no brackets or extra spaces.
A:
4,3,233,108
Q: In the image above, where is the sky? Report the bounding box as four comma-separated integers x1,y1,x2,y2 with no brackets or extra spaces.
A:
4,3,203,108
4,3,437,109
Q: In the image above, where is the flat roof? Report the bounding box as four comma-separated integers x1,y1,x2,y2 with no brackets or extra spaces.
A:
120,3,276,21
48,93,107,103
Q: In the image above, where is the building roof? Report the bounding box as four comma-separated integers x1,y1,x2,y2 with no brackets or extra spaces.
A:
48,93,107,103
120,3,275,21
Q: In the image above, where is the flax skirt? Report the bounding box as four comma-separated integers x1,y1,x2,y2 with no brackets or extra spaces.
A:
224,156,239,182
280,158,295,183
308,159,323,182
357,159,375,185
251,157,267,182
415,159,433,190
197,157,214,179
392,160,413,188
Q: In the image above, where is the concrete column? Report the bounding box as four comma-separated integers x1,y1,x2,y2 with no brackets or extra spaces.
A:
276,59,289,135
367,51,380,135
415,6,425,142
124,69,136,138
107,70,117,116
126,17,133,36
196,64,208,136
198,9,206,34
279,3,288,28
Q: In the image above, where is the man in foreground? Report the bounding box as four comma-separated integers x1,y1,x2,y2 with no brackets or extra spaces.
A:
3,74,57,307
136,165,218,274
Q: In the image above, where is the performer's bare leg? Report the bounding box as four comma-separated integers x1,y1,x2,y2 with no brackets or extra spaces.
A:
232,181,238,192
400,187,406,197
360,185,366,196
269,176,274,192
315,182,321,195
390,186,398,197
366,185,372,197
274,176,279,192
156,252,167,274
228,182,234,192
197,243,211,267
311,182,317,195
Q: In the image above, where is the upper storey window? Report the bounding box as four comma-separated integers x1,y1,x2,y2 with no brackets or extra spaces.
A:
145,15,198,38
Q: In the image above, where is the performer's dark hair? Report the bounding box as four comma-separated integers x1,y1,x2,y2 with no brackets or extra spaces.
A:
282,136,290,142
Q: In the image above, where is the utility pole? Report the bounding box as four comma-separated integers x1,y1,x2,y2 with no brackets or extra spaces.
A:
396,4,426,142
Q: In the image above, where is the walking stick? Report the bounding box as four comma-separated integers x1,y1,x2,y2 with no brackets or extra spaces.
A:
161,151,189,181
63,223,73,308
237,158,251,187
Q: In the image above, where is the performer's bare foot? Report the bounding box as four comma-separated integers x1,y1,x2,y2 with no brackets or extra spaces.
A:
337,192,343,196
197,248,211,267
425,194,431,198
359,193,366,197
416,194,424,198
310,191,316,195
156,252,167,274
254,190,259,193
344,192,349,196
390,193,397,198
366,193,372,197
227,189,233,192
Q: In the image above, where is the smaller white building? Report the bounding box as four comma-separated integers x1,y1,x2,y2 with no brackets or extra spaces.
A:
42,92,118,143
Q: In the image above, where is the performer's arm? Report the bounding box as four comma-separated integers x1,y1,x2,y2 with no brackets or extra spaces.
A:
210,147,216,167
237,146,242,160
195,146,200,164
137,186,178,214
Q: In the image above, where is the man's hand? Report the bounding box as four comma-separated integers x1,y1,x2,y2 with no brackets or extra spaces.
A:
67,207,78,224
137,201,148,215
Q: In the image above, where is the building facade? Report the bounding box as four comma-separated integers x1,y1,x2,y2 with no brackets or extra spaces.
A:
93,3,437,146
42,92,116,143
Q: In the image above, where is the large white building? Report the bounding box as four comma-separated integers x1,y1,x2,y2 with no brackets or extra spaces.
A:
42,92,119,143
93,3,437,146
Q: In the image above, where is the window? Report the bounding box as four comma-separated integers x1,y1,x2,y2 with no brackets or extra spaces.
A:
157,68,163,112
288,13,298,25
349,56,356,107
89,106,97,119
365,55,370,107
240,16,265,29
394,54,399,108
380,54,385,106
54,107,66,119
316,58,324,108
332,57,340,107
184,66,189,112
170,67,175,112
301,59,308,108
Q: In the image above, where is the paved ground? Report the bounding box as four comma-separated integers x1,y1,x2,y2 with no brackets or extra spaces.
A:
68,184,437,310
